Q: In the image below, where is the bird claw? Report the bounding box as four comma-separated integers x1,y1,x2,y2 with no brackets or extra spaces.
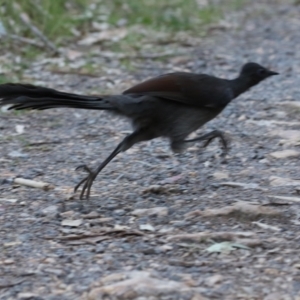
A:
75,164,92,173
202,135,228,157
74,164,96,199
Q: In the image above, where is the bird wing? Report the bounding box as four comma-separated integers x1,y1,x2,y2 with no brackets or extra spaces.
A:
123,72,233,109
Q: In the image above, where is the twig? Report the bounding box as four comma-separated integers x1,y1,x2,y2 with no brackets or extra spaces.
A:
99,50,190,59
12,3,59,54
268,195,300,203
136,50,189,59
2,34,44,48
13,178,54,191
252,221,281,232
48,68,101,78
0,279,26,289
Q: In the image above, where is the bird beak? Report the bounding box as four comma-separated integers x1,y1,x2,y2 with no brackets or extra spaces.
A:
267,70,279,76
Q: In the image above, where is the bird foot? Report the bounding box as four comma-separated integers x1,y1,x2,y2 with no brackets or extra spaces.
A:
202,136,228,157
74,164,97,199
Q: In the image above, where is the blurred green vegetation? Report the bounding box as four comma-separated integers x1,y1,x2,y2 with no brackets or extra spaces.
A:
0,0,244,56
0,1,89,40
0,74,9,84
105,0,244,30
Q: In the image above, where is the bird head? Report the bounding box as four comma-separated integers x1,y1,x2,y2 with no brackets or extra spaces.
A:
239,62,278,86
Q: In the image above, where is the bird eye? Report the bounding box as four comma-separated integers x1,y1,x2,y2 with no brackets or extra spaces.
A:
257,68,266,76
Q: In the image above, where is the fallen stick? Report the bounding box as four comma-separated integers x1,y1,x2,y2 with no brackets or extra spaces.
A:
3,34,44,48
98,50,189,59
268,195,300,203
13,3,59,54
13,178,54,191
252,221,281,232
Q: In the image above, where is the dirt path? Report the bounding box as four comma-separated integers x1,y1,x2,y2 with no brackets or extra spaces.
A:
1,1,300,299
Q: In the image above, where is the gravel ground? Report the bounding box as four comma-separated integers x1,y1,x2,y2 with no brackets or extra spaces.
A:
1,1,300,299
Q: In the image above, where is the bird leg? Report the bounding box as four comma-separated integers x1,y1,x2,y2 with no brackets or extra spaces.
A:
74,128,155,199
184,130,228,155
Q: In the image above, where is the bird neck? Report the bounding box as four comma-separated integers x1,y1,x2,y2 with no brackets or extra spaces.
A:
229,75,254,98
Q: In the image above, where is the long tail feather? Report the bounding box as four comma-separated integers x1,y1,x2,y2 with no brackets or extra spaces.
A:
0,83,113,110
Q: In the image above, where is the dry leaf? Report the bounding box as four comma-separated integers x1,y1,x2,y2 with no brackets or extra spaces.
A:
280,101,300,109
132,207,168,217
212,171,229,180
0,198,18,203
15,124,25,134
219,181,263,190
269,149,300,159
205,274,223,287
269,176,300,186
272,130,300,143
139,224,155,232
86,271,206,299
187,202,279,218
61,219,83,227
206,242,250,253
167,231,256,243
78,28,127,46
114,225,130,230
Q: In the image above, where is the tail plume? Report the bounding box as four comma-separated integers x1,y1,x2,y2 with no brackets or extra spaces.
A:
0,83,113,110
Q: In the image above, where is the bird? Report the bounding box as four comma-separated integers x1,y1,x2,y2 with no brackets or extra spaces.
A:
0,62,278,199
